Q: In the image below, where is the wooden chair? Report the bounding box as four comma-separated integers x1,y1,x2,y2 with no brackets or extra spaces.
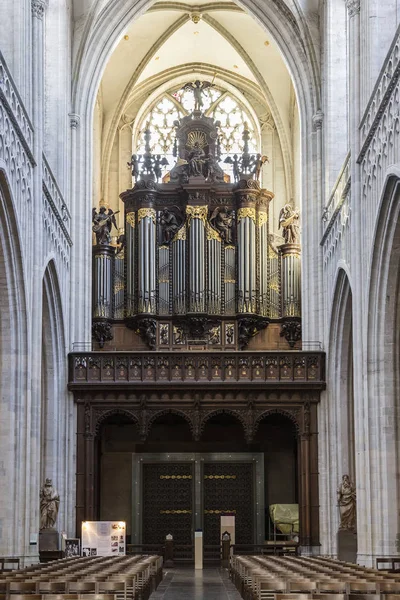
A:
288,580,318,593
35,582,67,594
347,581,379,594
67,583,97,594
7,582,37,594
316,581,347,594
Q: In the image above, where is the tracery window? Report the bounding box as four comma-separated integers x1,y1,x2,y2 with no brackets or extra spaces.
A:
135,87,258,179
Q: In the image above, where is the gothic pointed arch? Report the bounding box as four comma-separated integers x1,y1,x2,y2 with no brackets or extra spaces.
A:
366,169,400,556
41,259,70,531
0,169,28,556
320,266,355,556
200,408,247,438
254,407,300,435
94,408,140,435
146,408,194,437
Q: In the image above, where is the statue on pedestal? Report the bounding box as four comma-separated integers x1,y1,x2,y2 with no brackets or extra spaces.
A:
92,206,119,245
337,474,356,530
278,204,300,244
40,478,60,530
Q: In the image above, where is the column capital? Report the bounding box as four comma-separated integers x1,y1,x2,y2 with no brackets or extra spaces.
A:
31,0,48,19
346,0,360,18
69,113,81,129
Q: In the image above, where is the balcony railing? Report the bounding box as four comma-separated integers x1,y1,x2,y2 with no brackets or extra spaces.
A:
68,351,325,389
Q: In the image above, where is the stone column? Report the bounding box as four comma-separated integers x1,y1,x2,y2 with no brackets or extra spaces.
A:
29,0,48,562
346,0,370,565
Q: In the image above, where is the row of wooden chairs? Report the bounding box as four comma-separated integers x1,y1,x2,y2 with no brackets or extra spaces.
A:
230,555,400,600
0,556,163,600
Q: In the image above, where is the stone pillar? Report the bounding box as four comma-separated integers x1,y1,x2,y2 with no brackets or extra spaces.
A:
346,0,369,565
29,0,48,562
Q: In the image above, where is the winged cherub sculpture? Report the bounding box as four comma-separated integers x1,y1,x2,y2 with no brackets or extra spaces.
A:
182,80,213,111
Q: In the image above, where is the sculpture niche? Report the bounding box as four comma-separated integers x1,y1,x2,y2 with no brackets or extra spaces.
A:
169,81,224,184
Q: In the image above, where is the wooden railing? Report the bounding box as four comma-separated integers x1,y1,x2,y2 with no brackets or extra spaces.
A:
68,351,325,389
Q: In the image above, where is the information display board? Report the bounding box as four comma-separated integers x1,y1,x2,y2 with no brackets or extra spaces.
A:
81,521,126,557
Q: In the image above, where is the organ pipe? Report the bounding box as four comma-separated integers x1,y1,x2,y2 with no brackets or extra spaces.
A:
186,205,207,313
125,212,135,317
138,207,156,313
280,243,301,317
237,207,257,313
92,245,115,320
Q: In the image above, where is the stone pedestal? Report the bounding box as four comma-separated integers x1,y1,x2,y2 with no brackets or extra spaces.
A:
194,531,203,570
337,529,357,563
39,528,59,552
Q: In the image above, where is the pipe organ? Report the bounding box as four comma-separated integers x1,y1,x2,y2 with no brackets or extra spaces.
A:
92,101,302,350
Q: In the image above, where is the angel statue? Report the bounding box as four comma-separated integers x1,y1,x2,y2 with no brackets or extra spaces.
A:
182,80,213,111
278,203,300,244
92,206,120,245
210,206,234,244
253,154,269,181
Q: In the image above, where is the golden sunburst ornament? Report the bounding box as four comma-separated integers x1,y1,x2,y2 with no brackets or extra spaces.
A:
186,130,207,149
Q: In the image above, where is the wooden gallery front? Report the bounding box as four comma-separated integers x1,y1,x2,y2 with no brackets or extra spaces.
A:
69,107,326,557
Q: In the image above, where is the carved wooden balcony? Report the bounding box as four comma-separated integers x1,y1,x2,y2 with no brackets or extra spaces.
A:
68,351,325,390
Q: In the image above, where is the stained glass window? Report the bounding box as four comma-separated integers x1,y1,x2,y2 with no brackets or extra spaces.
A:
135,87,258,179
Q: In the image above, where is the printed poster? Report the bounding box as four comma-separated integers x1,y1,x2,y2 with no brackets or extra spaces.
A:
81,521,126,556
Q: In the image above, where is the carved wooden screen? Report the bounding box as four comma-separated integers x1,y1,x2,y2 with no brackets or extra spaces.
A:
142,462,193,546
203,462,254,546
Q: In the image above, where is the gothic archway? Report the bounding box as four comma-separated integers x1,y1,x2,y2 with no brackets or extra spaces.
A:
69,0,322,346
366,170,400,557
0,170,28,556
41,260,71,533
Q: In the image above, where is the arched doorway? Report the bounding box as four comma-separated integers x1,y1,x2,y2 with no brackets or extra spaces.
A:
95,406,303,556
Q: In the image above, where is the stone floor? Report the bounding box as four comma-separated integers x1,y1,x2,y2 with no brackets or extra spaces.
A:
149,567,243,599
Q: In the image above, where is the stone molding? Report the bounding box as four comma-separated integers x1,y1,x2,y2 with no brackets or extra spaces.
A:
31,0,48,19
312,110,324,131
69,113,80,129
43,155,71,239
359,28,400,160
0,51,34,160
345,0,360,18
321,153,351,242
